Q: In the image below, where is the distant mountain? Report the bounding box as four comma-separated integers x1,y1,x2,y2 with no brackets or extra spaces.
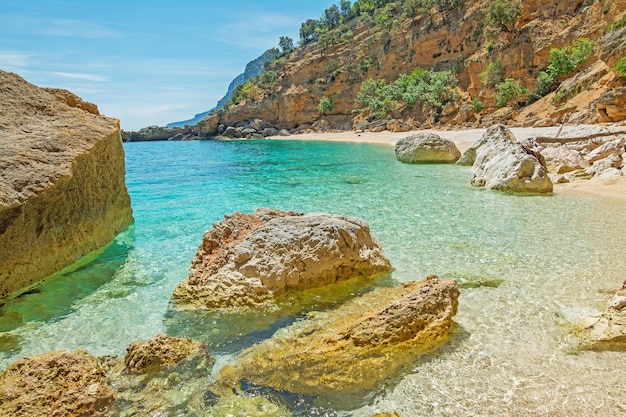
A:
166,49,276,128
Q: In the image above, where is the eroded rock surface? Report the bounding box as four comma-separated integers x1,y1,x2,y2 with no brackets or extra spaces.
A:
173,208,392,309
579,281,626,350
395,133,461,163
124,333,211,374
0,350,115,417
468,125,553,193
217,276,459,395
0,70,133,297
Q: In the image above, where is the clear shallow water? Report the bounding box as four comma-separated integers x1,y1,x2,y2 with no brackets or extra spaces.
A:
1,139,625,415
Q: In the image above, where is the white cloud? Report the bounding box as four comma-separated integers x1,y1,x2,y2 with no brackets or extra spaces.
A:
0,51,31,71
52,72,111,82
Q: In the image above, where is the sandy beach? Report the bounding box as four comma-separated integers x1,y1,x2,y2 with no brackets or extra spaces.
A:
283,127,626,201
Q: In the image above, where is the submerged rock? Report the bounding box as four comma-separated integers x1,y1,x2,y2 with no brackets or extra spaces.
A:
578,281,626,350
216,276,459,395
395,133,461,163
469,125,553,193
123,333,211,374
0,70,133,297
105,334,214,416
0,350,115,417
173,208,392,309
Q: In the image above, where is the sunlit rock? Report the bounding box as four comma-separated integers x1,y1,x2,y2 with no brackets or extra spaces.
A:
395,133,461,163
216,276,459,395
173,208,392,309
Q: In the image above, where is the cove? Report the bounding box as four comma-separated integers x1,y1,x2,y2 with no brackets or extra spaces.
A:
1,139,625,415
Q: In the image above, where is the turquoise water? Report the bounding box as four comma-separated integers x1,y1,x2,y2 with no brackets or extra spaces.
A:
1,139,626,415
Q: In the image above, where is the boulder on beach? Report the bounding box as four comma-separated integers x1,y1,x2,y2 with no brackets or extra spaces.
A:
395,133,461,163
0,350,115,417
0,70,133,297
468,125,553,193
216,276,459,395
173,208,392,309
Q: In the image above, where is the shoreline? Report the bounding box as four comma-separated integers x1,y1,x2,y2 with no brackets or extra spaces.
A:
278,127,626,201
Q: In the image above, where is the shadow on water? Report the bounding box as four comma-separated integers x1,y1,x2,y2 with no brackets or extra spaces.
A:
163,273,398,355
0,227,135,336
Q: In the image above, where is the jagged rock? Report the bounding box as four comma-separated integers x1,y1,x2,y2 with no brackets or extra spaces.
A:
588,154,624,179
596,87,626,122
584,137,626,163
395,133,461,164
249,119,266,131
172,208,391,309
222,126,242,138
457,124,516,166
217,276,459,395
124,333,211,374
540,144,591,174
312,119,330,131
458,103,476,123
0,70,133,297
279,129,290,136
262,127,279,137
579,281,626,350
0,350,115,417
387,119,412,132
469,125,553,193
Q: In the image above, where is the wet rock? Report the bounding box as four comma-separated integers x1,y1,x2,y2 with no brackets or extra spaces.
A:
106,334,214,416
173,208,391,309
469,125,553,193
124,333,211,374
217,276,459,395
0,350,114,417
395,133,461,164
209,394,292,417
579,281,626,350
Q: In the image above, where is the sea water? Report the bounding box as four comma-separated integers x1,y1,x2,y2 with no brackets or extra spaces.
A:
1,139,625,416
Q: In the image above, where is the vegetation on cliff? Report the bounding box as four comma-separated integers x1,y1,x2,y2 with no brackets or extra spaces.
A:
199,0,626,134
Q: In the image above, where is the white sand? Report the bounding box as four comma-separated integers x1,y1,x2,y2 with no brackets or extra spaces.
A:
278,127,626,201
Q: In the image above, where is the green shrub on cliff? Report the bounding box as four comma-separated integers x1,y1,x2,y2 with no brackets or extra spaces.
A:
494,77,526,107
318,96,335,114
614,57,626,76
486,0,521,33
355,67,459,120
479,59,504,88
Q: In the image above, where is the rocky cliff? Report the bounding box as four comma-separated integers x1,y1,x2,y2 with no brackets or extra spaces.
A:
0,70,134,298
196,0,626,135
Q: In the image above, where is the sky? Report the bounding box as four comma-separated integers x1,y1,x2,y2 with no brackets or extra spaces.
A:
0,0,333,130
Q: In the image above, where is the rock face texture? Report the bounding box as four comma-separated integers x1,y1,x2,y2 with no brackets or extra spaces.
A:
124,333,211,374
0,71,133,297
173,208,392,309
466,125,553,193
217,276,459,395
580,281,626,350
395,133,461,164
0,350,115,417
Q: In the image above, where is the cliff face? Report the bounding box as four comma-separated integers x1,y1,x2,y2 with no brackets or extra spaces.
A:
0,70,134,298
205,0,625,132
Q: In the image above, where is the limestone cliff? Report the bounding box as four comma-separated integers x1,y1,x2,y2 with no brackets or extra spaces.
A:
200,0,626,134
0,70,134,298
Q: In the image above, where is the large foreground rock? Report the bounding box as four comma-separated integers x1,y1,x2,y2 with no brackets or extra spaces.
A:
0,71,133,297
395,133,461,163
468,125,553,193
0,350,115,417
217,276,459,395
173,208,392,309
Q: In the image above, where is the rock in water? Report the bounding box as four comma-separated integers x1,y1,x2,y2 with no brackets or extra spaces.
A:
124,333,212,374
216,276,459,395
579,281,626,350
173,208,392,309
0,70,133,297
0,350,115,417
395,133,461,163
469,125,553,193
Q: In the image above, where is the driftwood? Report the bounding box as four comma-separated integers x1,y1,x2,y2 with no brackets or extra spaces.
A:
531,131,626,144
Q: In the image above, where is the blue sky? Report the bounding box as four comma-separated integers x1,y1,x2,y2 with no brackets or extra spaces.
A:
0,0,333,130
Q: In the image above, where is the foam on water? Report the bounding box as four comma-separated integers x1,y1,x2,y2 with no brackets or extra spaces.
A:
1,139,625,415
